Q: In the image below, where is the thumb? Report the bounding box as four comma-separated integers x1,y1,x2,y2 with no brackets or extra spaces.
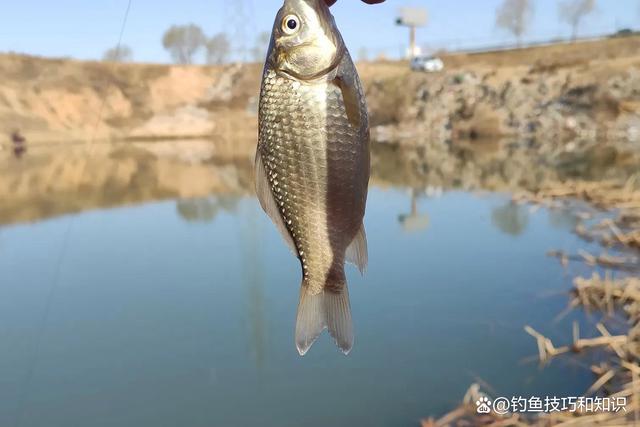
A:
325,0,385,6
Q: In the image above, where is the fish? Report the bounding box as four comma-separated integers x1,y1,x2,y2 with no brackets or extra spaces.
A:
255,0,370,355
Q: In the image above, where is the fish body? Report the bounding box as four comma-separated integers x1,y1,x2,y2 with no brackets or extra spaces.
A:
255,0,369,355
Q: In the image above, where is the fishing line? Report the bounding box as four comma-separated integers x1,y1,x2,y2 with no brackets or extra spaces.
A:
15,2,133,425
90,0,133,147
13,216,73,427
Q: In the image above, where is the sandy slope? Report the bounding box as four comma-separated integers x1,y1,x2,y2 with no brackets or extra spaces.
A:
0,35,638,148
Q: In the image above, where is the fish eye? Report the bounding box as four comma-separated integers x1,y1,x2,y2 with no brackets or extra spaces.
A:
282,15,300,35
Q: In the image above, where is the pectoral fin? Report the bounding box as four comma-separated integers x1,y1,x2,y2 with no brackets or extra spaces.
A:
332,76,361,130
255,150,296,253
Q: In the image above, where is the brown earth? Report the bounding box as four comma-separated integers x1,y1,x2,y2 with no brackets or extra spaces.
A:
0,55,262,144
359,36,640,140
1,35,638,148
1,35,639,225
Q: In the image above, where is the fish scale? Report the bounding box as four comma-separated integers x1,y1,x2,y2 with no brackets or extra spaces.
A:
260,68,363,294
255,0,369,355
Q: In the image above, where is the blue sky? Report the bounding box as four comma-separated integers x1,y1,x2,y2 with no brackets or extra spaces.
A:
0,0,637,63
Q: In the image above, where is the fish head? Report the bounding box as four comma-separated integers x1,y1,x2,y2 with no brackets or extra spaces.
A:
267,0,345,80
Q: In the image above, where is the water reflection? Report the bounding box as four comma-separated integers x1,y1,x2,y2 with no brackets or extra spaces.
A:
491,202,530,236
397,189,431,234
548,208,580,231
0,136,635,227
176,194,269,369
176,196,239,223
0,141,253,226
0,136,625,427
0,188,601,427
240,209,268,370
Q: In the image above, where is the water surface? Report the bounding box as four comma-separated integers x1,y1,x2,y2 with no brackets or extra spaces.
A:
0,185,604,427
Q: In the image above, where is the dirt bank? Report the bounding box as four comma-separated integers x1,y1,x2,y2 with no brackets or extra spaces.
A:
1,35,638,148
0,55,261,144
361,36,640,143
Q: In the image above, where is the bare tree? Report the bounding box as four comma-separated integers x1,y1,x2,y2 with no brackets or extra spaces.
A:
103,45,133,62
162,24,206,64
495,0,533,47
558,0,596,41
250,32,271,62
206,33,231,65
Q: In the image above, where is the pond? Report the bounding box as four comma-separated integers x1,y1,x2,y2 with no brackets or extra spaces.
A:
0,148,608,426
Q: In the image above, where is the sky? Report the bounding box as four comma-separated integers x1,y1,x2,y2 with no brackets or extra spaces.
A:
0,0,638,63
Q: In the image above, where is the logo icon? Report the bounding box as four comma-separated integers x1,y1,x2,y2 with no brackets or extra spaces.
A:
476,396,492,414
493,397,511,415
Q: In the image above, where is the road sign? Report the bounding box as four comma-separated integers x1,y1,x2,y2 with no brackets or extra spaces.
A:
396,7,428,28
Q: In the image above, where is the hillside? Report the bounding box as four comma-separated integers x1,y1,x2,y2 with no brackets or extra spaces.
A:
0,35,638,148
0,56,261,147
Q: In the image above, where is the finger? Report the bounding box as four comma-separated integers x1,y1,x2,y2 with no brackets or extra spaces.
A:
325,0,385,6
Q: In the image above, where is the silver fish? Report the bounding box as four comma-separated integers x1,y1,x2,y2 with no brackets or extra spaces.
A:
255,0,370,355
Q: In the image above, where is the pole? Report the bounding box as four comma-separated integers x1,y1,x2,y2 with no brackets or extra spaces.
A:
409,26,416,57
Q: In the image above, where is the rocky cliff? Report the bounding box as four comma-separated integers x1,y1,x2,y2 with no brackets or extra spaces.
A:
1,36,638,148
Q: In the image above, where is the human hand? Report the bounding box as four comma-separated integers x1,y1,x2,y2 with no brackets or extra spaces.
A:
325,0,385,6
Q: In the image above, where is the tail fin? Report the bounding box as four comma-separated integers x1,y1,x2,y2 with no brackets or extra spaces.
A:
325,285,353,354
295,287,326,356
295,284,353,356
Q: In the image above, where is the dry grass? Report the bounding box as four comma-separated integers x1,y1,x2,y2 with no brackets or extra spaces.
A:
425,176,640,426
